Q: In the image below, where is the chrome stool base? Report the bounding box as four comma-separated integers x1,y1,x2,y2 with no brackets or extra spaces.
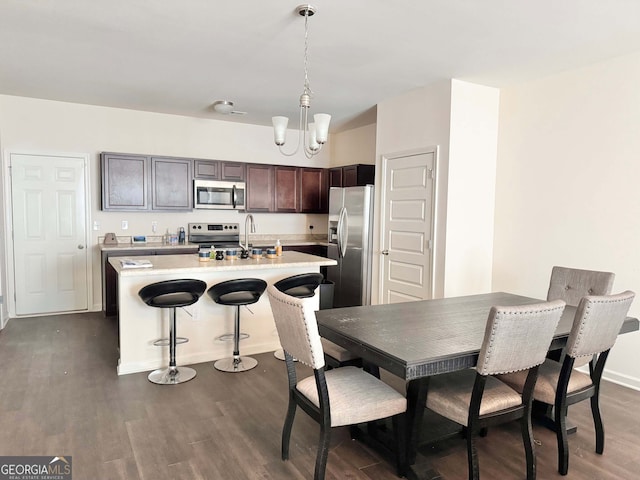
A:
214,356,258,372
148,366,197,385
273,348,297,362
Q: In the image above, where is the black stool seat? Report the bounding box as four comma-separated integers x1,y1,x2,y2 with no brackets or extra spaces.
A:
139,279,206,308
274,273,324,299
138,279,207,385
272,273,323,362
208,278,267,306
207,278,267,372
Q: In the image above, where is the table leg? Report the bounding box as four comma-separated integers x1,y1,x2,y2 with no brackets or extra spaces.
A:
406,378,429,465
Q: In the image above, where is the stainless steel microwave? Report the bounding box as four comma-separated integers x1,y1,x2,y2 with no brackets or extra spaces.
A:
193,180,245,210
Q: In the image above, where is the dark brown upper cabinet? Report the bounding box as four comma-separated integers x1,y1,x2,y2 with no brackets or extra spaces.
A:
101,153,192,211
194,159,245,181
150,156,193,210
245,163,275,212
299,167,328,213
329,164,375,187
246,164,327,213
101,153,149,210
274,166,299,213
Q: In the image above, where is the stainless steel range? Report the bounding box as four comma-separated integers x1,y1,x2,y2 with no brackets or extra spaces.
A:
188,223,240,248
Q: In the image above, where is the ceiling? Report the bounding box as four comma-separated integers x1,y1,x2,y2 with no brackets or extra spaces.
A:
2,1,640,132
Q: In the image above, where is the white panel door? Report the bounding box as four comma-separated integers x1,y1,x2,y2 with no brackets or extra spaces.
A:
11,153,88,315
381,151,436,303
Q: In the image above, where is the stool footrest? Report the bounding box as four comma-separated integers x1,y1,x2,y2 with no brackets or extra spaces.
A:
153,337,189,347
216,333,250,342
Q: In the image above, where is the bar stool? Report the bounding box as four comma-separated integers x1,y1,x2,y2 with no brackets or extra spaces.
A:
273,273,324,361
138,278,207,385
207,278,267,372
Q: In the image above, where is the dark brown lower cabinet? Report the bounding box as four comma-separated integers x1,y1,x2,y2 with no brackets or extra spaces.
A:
102,247,198,316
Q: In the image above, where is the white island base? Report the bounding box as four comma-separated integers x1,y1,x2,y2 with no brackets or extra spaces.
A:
110,251,336,375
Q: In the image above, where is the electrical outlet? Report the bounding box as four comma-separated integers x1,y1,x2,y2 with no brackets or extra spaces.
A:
151,221,157,233
121,220,128,230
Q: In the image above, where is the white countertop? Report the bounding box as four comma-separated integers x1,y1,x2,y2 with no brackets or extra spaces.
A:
108,250,336,276
100,242,200,252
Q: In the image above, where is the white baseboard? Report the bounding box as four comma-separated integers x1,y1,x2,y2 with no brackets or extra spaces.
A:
602,370,640,391
117,339,282,376
577,365,640,392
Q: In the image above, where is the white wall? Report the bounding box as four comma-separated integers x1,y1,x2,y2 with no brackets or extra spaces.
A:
494,51,640,389
0,95,330,314
373,80,499,301
445,80,500,296
331,123,376,166
374,80,453,301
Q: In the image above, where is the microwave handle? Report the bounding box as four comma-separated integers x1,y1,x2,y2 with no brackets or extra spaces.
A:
232,185,237,209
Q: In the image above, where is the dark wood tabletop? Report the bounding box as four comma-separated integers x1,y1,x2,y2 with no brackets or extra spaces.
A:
316,291,639,479
316,291,639,381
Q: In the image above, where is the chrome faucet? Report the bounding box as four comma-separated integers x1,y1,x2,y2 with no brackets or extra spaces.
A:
239,214,255,252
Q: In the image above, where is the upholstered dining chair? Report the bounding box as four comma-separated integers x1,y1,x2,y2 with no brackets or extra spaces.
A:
424,300,566,480
499,290,635,475
547,266,615,306
266,284,408,480
545,266,615,367
272,273,363,370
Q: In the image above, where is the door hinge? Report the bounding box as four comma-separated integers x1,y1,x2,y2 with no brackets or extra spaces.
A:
427,168,433,179
427,239,433,250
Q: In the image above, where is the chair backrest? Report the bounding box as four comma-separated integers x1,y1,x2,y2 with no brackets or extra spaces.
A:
267,284,325,369
566,290,635,359
476,300,566,376
547,266,615,307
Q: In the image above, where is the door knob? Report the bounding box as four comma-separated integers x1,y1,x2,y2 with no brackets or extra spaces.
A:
78,244,85,249
381,250,389,255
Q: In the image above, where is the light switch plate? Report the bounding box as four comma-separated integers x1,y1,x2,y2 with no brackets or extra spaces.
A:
121,220,128,230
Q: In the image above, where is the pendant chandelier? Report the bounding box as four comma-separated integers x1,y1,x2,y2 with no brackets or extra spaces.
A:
272,4,331,159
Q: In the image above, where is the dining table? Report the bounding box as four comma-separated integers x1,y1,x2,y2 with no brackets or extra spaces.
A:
315,291,639,480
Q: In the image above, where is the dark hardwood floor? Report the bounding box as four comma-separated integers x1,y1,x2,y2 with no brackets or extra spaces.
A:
0,312,638,479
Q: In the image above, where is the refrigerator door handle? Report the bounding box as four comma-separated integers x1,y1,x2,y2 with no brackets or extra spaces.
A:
337,207,348,258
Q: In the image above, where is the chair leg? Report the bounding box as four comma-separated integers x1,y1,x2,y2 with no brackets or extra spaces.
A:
521,411,536,480
314,424,331,480
555,405,569,475
591,393,605,454
282,394,297,461
466,429,479,480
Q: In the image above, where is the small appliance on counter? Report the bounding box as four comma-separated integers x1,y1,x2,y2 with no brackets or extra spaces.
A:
103,232,118,245
132,235,147,245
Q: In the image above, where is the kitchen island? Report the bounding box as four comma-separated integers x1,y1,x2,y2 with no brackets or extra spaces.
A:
110,251,336,375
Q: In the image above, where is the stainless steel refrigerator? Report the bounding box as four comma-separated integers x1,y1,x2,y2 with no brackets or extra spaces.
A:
326,185,374,308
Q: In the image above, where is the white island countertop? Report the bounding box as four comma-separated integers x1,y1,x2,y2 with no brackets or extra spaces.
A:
109,250,336,277
112,250,336,376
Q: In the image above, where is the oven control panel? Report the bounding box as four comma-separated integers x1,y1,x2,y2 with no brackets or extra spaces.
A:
189,223,239,232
